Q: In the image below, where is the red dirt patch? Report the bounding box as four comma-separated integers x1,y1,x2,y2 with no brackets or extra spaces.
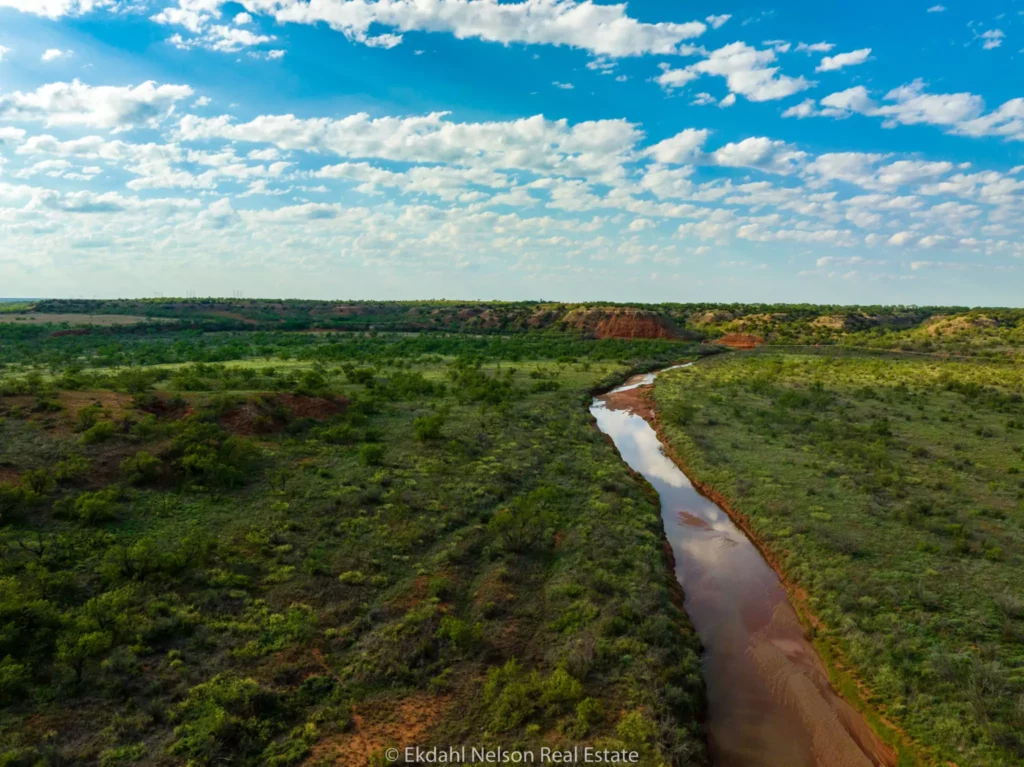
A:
276,393,347,420
58,390,135,418
0,467,21,485
141,396,194,420
305,694,449,767
712,333,765,349
564,307,681,340
219,394,347,436
204,309,259,325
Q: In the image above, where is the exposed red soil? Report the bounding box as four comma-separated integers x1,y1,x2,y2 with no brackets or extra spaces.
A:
203,309,259,325
596,314,676,339
564,307,681,340
219,394,347,436
0,467,21,485
712,333,765,349
276,393,347,419
58,391,135,421
141,397,194,420
304,694,449,767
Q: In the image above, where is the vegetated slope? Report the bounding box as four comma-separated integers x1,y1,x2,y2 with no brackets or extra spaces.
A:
653,352,1024,766
0,332,707,766
27,299,1024,354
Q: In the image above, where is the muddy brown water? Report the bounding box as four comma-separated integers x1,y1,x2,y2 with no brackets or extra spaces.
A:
591,365,894,767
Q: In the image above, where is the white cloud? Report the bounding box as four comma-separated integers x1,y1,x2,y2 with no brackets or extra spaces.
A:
713,137,807,174
788,79,1024,141
0,79,194,131
234,11,251,24
796,41,834,53
177,111,642,182
927,5,945,11
0,46,11,62
763,39,791,53
887,231,916,246
150,0,708,58
0,0,115,18
656,42,812,101
980,29,1005,50
41,48,72,62
705,14,731,29
553,81,575,90
719,93,736,108
816,48,871,72
782,99,817,119
646,128,709,164
690,92,716,106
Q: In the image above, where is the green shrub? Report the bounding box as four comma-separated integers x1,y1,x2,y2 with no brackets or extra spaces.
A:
171,673,282,765
436,616,482,651
80,420,116,445
413,411,447,441
76,404,104,431
120,451,161,485
171,419,260,488
0,655,29,704
57,487,121,524
54,454,90,483
358,444,385,466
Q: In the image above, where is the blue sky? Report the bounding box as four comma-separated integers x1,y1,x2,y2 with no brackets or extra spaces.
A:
0,1,1022,305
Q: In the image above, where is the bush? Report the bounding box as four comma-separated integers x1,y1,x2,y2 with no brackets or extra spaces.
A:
56,487,121,524
0,483,37,524
76,404,104,431
413,411,447,441
358,444,385,466
120,451,160,485
436,616,482,651
171,419,260,488
80,420,116,445
489,486,557,553
54,454,90,483
171,673,282,765
0,655,29,704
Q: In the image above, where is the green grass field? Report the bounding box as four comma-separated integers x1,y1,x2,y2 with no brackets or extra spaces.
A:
654,352,1024,766
0,332,707,766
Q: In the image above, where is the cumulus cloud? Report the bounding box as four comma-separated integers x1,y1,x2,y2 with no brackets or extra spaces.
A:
713,137,807,174
645,128,709,164
816,48,871,72
150,0,708,58
784,79,1024,141
0,0,116,18
705,14,731,29
553,81,574,90
0,45,11,62
0,79,194,131
177,111,642,182
656,42,812,101
41,48,72,61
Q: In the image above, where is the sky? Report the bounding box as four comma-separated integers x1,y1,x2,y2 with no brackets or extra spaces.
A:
0,1,1022,305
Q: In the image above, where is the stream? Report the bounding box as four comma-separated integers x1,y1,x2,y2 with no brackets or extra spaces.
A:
590,364,895,767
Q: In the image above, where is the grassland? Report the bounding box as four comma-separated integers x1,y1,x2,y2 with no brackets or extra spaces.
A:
0,329,708,766
653,351,1024,766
